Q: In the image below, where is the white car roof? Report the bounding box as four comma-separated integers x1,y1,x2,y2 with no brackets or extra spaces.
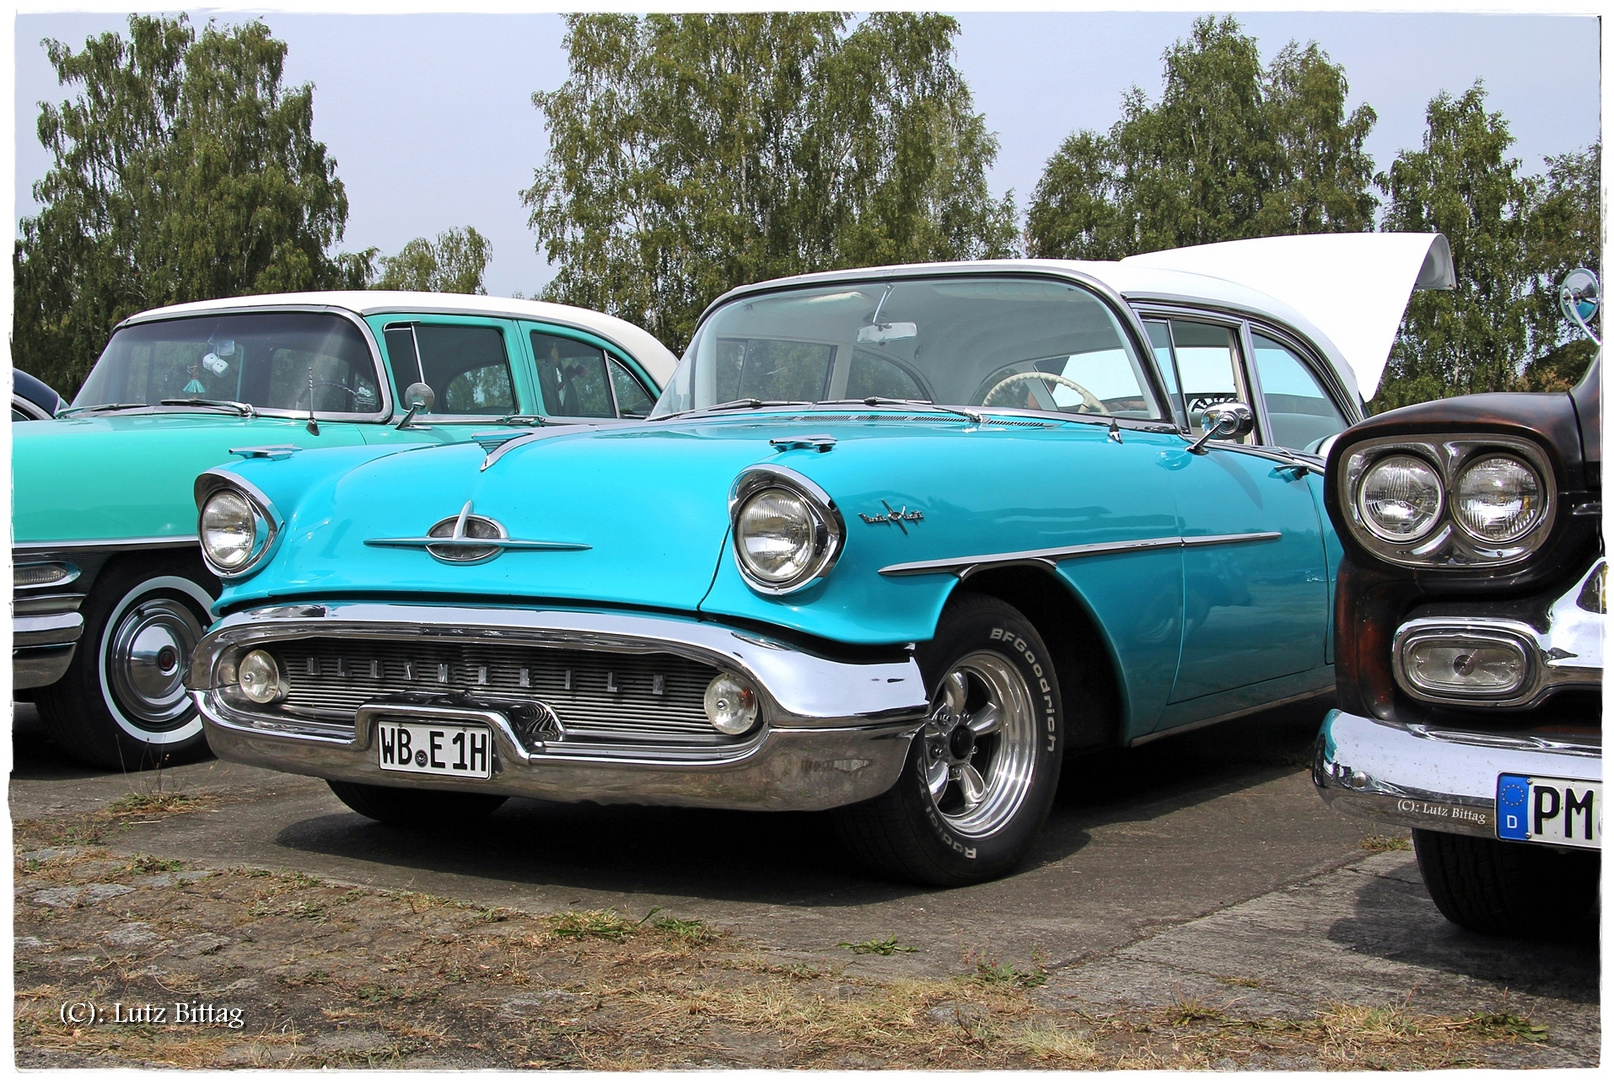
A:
708,234,1451,402
121,291,680,385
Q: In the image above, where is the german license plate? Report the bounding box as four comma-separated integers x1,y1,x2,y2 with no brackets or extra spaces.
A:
376,719,492,779
1496,773,1600,849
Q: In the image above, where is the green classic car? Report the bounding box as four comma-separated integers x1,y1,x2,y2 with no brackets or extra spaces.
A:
12,292,676,769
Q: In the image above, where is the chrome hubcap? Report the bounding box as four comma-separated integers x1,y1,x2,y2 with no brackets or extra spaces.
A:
106,597,205,730
922,652,1037,837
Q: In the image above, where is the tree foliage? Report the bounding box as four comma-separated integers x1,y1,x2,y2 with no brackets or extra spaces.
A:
1027,16,1377,260
1374,85,1588,409
523,12,1017,353
13,15,363,395
375,226,491,294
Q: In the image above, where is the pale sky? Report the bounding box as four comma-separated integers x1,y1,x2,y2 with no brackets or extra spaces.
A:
12,9,1602,299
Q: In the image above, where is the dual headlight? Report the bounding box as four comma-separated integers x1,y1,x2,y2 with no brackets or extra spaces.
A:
729,466,844,594
195,474,281,578
1342,436,1554,567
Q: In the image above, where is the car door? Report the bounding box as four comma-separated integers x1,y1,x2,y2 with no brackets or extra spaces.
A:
361,316,530,445
524,325,660,419
1142,313,1334,723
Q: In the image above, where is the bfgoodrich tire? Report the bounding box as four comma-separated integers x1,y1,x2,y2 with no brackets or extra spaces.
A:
1413,828,1599,936
36,557,217,771
327,780,508,827
833,594,1063,886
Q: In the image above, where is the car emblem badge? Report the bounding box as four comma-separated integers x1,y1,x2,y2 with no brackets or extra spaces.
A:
365,500,591,562
858,500,924,535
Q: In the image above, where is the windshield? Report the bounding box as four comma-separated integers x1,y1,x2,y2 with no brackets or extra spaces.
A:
73,312,383,415
653,276,1162,420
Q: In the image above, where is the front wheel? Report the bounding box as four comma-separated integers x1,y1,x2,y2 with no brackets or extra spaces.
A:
1413,828,1599,936
834,594,1063,886
326,780,508,827
36,559,217,770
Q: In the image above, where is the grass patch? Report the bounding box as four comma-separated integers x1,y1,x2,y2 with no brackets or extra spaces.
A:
104,790,214,816
970,958,1046,989
548,908,638,942
838,935,918,956
1165,995,1226,1026
1360,834,1413,852
126,854,185,874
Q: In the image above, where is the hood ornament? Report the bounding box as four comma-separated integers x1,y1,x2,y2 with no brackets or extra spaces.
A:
366,501,591,564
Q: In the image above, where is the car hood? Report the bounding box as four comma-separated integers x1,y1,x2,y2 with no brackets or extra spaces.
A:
12,411,345,544
1119,233,1454,400
223,420,780,613
219,412,1161,628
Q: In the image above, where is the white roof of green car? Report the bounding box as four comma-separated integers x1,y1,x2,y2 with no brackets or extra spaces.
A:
123,291,680,384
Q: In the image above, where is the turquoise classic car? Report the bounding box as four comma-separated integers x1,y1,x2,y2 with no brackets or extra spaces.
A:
185,236,1452,884
12,292,676,770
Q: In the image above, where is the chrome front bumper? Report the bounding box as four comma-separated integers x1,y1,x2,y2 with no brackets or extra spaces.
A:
13,610,84,690
189,602,930,812
1314,708,1602,841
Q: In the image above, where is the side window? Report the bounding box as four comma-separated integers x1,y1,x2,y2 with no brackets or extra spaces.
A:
384,324,515,416
608,359,655,417
1168,319,1252,443
531,332,614,417
716,338,833,402
845,350,924,400
1143,320,1186,427
1251,332,1349,452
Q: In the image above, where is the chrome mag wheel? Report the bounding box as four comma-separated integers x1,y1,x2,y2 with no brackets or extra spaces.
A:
921,652,1038,837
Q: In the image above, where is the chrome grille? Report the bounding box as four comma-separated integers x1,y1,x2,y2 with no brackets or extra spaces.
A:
267,639,721,743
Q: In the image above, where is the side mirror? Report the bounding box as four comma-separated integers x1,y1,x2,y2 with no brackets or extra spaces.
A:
397,382,436,430
403,382,436,411
1560,268,1600,345
1187,401,1255,455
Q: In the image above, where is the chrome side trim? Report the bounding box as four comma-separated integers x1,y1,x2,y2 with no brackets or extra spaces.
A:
1315,708,1601,844
12,536,198,553
13,611,84,648
13,644,78,689
878,531,1281,578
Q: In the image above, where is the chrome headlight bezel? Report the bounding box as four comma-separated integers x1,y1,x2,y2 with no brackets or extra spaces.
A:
1338,434,1556,569
194,471,283,579
728,465,844,595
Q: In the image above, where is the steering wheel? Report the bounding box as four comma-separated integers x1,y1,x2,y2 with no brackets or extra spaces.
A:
981,370,1109,414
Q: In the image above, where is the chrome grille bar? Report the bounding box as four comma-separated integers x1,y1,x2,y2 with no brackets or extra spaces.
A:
268,639,718,742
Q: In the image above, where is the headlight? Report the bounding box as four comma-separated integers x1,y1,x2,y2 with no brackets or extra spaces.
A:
1453,456,1544,544
729,466,844,594
200,490,259,570
236,648,287,705
196,474,281,577
738,490,816,583
1339,435,1557,569
1357,454,1443,542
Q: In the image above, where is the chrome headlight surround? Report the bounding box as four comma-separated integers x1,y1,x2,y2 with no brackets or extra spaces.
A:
728,465,844,595
1338,434,1556,569
194,471,283,579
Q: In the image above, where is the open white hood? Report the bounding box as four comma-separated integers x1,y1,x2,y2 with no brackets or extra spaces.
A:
1123,233,1454,399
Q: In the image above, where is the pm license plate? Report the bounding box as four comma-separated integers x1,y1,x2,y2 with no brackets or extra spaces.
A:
1496,773,1600,849
376,719,492,779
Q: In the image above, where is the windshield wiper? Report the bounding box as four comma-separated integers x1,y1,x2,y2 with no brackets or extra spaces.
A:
819,397,984,424
648,398,811,422
56,402,149,416
494,413,548,426
158,398,256,418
